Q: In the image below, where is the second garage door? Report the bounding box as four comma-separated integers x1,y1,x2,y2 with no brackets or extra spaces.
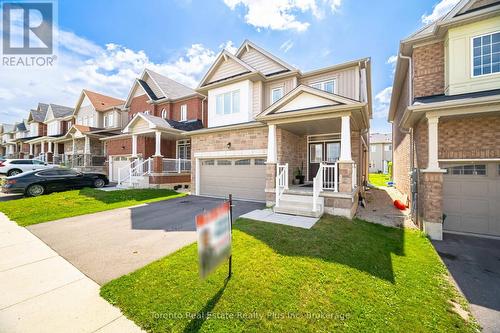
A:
200,157,267,201
443,163,500,237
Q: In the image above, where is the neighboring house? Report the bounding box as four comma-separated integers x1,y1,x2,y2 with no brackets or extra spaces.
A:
12,120,31,159
389,0,500,239
103,69,205,186
369,133,392,174
0,124,16,158
187,40,371,219
25,103,74,163
55,90,125,170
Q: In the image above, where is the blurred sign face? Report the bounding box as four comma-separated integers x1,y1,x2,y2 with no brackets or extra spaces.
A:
196,202,231,279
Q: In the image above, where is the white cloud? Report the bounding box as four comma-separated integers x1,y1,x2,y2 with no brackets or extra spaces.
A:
0,26,221,124
373,86,393,118
223,0,342,32
421,0,460,24
219,40,238,54
280,39,294,53
386,55,397,65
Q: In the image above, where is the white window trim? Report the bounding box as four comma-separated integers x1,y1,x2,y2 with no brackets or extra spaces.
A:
161,108,167,119
144,110,150,115
270,86,284,104
470,30,500,78
180,104,187,121
310,79,337,94
215,89,240,115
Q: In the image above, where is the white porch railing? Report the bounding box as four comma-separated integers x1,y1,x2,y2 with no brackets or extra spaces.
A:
312,164,324,212
117,158,152,186
36,153,46,162
352,163,357,190
275,163,288,208
312,162,340,212
162,158,191,174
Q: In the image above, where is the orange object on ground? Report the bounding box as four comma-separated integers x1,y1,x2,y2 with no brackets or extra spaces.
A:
394,200,407,210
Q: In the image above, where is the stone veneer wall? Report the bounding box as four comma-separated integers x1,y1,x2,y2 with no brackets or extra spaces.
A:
276,128,306,184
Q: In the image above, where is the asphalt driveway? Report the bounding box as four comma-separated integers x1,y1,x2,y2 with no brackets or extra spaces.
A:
433,233,500,333
28,196,263,285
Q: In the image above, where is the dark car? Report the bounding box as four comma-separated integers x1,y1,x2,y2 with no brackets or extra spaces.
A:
2,168,109,197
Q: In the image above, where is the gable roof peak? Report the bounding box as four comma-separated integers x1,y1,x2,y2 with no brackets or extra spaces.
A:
82,89,125,112
235,40,297,72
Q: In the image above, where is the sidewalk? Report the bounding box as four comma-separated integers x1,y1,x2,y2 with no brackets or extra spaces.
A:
0,213,143,333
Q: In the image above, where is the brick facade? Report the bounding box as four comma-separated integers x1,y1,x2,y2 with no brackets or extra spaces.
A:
413,41,445,98
106,136,176,159
418,172,444,224
128,94,207,126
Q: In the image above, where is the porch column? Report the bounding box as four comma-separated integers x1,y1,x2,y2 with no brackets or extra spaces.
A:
423,115,445,172
48,141,52,153
266,124,277,163
339,115,352,162
84,136,90,167
41,141,45,154
154,131,162,157
72,138,76,154
131,134,138,157
29,144,33,157
54,142,59,155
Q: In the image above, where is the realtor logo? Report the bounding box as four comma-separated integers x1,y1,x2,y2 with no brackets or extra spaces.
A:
1,1,57,66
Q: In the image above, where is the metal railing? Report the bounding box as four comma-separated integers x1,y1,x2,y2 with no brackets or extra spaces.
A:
275,163,288,208
162,158,191,173
312,164,324,212
118,158,152,186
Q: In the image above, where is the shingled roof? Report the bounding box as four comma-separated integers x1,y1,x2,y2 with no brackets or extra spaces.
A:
83,89,125,112
145,69,196,100
49,104,74,118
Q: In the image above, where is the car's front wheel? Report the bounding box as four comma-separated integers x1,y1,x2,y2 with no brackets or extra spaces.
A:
93,178,105,188
26,184,45,197
7,169,22,177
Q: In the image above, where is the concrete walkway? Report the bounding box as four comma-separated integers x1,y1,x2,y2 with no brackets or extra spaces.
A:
241,209,319,229
0,213,143,333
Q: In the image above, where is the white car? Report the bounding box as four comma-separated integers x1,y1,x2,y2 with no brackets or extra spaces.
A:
0,159,54,177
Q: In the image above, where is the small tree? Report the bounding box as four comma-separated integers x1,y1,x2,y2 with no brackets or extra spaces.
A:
388,161,393,180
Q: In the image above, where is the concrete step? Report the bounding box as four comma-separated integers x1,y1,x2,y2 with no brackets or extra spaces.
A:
281,193,324,205
274,199,324,218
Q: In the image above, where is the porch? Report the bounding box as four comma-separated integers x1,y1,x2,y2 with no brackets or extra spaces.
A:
112,113,197,189
256,85,369,218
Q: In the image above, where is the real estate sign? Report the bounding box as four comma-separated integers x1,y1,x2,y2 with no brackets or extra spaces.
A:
196,202,232,279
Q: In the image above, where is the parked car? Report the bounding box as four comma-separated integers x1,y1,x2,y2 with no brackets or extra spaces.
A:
2,168,109,197
0,159,53,177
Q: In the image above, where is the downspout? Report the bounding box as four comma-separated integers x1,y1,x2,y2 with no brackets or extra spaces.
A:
201,96,207,127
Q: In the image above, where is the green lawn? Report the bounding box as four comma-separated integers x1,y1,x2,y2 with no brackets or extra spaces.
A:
0,188,184,226
369,173,391,187
101,216,477,333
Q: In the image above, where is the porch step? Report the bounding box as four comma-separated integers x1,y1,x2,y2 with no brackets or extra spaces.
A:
274,194,324,218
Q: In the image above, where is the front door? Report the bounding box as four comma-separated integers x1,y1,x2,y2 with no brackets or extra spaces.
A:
308,142,340,180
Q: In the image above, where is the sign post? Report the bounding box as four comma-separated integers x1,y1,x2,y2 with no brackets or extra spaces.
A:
196,194,233,280
228,194,233,279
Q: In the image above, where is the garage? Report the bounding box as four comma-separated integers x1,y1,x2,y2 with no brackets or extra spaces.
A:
199,157,267,201
443,163,500,237
110,156,131,182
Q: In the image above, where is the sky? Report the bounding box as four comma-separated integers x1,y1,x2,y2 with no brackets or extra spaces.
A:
0,0,461,133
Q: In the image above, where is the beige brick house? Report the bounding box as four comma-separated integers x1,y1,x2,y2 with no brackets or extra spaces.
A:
187,40,372,219
389,0,500,239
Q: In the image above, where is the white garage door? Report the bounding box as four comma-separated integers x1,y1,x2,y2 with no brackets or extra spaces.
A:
443,163,500,237
111,156,131,182
200,158,267,201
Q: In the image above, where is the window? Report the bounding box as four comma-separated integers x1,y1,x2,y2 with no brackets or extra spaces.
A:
445,164,486,175
37,169,60,176
55,169,79,176
144,110,150,115
371,145,376,153
161,109,167,119
33,160,45,165
310,144,323,163
215,90,240,115
176,139,191,160
10,160,32,165
107,113,114,127
254,158,266,165
180,104,187,121
217,159,232,165
472,32,500,77
235,159,250,165
67,121,72,128
384,144,392,152
202,160,215,166
311,79,335,93
83,116,88,126
271,87,284,104
47,121,60,136
30,123,38,136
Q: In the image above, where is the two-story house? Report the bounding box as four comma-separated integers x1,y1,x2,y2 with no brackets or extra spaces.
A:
26,103,74,163
0,124,15,158
369,133,392,174
104,69,205,186
389,0,500,239
187,40,371,219
55,89,125,170
12,120,31,158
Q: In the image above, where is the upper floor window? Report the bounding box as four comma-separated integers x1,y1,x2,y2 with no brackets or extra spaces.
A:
216,90,240,115
370,145,376,153
271,87,284,104
103,113,114,128
144,110,150,115
161,108,167,119
47,121,60,136
384,144,392,152
472,32,500,77
311,79,335,94
67,121,72,128
180,104,187,121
